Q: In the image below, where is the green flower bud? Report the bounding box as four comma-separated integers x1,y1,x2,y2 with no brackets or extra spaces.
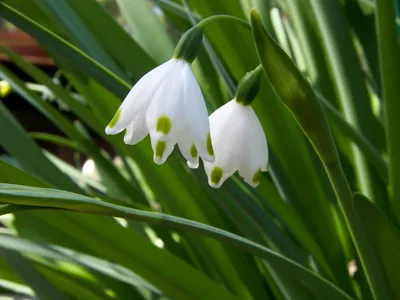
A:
235,65,263,105
173,27,203,63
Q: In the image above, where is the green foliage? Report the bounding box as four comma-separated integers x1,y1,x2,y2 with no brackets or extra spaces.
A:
0,0,398,299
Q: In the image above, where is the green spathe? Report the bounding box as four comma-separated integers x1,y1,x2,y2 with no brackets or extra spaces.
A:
235,65,263,106
173,27,203,64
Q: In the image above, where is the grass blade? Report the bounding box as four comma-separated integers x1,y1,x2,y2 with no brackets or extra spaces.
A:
250,9,389,298
354,194,400,298
0,2,129,98
0,103,80,192
306,0,386,208
375,0,400,222
0,250,69,300
0,184,352,300
115,0,174,63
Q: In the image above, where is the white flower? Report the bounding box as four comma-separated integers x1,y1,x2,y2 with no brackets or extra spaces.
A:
105,58,214,166
203,99,268,188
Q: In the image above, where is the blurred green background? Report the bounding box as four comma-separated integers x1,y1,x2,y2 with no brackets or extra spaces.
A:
0,0,399,299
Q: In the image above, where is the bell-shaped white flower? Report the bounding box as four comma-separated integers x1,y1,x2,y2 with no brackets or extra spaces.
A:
200,64,268,188
105,58,214,166
203,99,268,188
105,26,214,166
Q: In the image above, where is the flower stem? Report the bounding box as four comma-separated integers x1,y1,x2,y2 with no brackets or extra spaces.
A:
196,15,251,30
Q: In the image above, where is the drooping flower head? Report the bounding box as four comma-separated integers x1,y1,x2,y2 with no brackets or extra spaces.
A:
105,27,214,167
202,66,269,188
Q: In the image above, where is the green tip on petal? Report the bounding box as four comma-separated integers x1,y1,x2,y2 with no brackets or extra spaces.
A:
155,141,166,158
107,108,121,128
210,167,223,185
206,133,214,156
252,168,262,184
190,143,198,158
156,115,171,134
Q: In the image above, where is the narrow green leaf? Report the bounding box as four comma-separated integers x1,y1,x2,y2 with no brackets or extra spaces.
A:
250,9,389,299
0,234,162,296
0,280,34,297
44,152,106,194
317,93,387,183
0,63,138,205
156,0,202,20
0,158,51,188
0,250,69,300
0,103,80,192
306,0,385,206
31,265,112,300
66,0,156,78
0,2,130,98
30,133,80,152
35,0,127,80
376,0,400,222
354,194,400,299
0,184,352,300
12,210,238,300
344,0,381,94
0,45,103,132
115,0,174,63
4,0,58,33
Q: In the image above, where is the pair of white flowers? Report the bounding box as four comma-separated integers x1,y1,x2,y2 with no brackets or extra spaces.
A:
106,58,268,188
105,30,268,188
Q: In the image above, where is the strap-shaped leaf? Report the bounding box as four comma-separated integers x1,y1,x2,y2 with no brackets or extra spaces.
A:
0,184,352,300
354,194,400,299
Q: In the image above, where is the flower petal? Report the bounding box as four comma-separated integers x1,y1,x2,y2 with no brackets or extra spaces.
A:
123,119,148,145
182,63,214,162
146,60,186,141
238,107,269,187
176,126,199,169
105,59,175,135
204,100,245,188
150,137,176,165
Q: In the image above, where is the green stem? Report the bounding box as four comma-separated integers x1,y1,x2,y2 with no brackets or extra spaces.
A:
376,0,400,223
196,15,251,29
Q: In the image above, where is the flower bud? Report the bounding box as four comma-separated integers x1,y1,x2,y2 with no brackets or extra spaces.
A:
173,27,203,64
